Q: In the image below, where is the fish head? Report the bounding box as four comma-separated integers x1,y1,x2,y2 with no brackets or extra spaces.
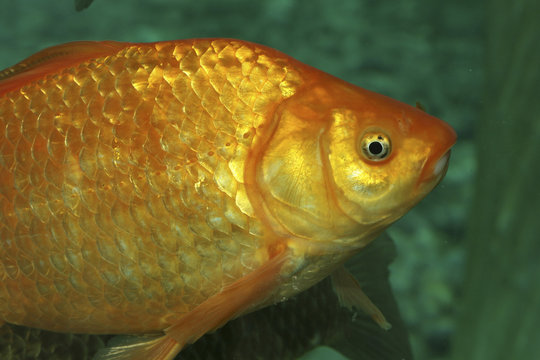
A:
323,85,457,230
257,71,456,251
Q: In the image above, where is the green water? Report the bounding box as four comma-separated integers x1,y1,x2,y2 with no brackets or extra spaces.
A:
4,1,533,360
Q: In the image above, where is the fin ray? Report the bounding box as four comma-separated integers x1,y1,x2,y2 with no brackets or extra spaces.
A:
332,265,391,330
93,335,180,360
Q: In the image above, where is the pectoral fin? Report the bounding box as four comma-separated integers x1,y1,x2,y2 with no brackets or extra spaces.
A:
332,265,391,330
93,249,290,360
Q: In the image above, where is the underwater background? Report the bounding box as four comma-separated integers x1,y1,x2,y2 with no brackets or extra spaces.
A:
0,0,538,359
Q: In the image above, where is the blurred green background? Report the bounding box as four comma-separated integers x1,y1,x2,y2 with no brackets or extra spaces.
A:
0,0,484,359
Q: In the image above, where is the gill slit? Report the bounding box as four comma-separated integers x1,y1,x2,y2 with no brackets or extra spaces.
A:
318,120,358,227
242,99,290,255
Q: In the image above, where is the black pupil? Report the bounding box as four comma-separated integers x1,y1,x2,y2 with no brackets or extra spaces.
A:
368,141,384,155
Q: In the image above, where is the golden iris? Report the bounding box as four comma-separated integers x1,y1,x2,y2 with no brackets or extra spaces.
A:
359,132,391,161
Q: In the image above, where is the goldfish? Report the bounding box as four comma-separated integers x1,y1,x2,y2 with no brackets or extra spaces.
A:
0,38,456,360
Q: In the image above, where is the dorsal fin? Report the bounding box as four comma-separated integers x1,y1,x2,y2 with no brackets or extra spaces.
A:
0,41,130,96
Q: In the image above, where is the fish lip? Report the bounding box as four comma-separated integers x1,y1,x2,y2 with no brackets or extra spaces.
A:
417,149,451,189
433,150,451,180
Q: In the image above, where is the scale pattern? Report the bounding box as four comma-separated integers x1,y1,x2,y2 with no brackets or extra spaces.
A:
0,39,302,333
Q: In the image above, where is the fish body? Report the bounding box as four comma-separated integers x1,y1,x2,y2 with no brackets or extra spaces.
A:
0,39,456,358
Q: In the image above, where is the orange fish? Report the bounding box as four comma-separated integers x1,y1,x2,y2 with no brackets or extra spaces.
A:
0,39,456,359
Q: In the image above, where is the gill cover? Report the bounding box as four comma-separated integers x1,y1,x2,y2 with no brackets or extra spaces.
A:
256,88,361,242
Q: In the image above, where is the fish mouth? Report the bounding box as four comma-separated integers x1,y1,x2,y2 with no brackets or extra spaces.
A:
418,149,451,189
433,150,451,180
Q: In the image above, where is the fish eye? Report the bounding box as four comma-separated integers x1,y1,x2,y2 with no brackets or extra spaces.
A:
359,132,391,161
